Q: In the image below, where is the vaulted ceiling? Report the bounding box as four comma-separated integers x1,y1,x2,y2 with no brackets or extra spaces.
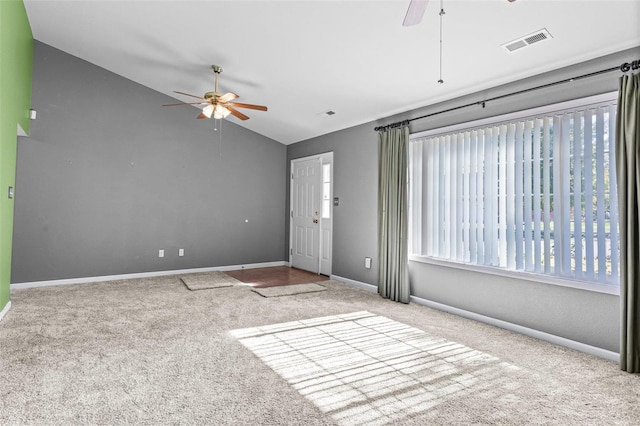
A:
24,0,640,144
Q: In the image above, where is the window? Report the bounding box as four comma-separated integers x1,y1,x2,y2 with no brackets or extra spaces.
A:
409,93,619,288
322,163,331,219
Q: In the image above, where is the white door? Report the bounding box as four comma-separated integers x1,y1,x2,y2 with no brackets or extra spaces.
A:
290,153,333,275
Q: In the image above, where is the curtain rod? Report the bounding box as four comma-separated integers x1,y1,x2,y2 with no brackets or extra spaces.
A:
374,59,639,132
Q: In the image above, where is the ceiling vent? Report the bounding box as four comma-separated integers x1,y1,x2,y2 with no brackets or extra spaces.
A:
502,28,553,53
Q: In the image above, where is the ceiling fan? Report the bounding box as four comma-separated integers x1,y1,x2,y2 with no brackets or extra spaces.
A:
162,65,267,121
403,0,516,26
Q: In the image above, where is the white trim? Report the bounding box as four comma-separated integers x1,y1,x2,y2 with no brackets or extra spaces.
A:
409,294,620,363
331,275,377,293
290,151,334,275
17,123,28,137
330,275,618,362
10,261,287,290
409,256,620,296
0,301,11,322
410,91,618,140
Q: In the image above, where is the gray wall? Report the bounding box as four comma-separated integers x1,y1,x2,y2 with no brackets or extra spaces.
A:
287,46,640,353
12,41,286,283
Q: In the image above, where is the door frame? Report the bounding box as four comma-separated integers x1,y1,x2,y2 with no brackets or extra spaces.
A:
289,152,334,275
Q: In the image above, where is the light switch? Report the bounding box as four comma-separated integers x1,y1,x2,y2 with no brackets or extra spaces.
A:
8,186,14,199
334,197,339,206
365,257,372,269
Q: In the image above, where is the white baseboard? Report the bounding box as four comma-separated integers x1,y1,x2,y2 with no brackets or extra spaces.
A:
10,261,287,290
409,295,620,363
331,275,377,293
330,275,619,363
0,301,11,323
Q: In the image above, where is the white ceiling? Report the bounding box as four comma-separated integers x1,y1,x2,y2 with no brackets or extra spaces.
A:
24,0,640,145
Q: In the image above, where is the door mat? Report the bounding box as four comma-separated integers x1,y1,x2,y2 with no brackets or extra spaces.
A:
181,271,242,291
251,282,327,297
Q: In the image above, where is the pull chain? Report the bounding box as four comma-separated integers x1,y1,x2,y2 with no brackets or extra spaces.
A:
219,118,223,157
213,118,223,157
438,0,445,84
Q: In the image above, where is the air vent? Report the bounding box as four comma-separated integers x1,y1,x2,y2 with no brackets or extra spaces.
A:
502,28,553,53
504,40,527,52
524,32,548,45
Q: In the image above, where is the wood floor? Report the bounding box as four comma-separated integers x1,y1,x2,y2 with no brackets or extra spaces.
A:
225,266,329,288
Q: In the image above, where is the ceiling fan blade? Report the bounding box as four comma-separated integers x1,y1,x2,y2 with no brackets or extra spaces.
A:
218,92,239,102
230,102,268,111
197,112,207,119
403,0,429,26
162,101,208,106
174,91,205,100
227,106,250,121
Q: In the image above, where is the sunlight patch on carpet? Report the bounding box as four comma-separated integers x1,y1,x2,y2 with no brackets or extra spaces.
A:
230,311,522,426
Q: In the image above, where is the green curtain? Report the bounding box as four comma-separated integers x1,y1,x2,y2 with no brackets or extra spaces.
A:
378,126,410,303
616,72,640,373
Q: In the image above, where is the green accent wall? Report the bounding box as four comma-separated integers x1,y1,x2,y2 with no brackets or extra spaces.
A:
0,0,33,312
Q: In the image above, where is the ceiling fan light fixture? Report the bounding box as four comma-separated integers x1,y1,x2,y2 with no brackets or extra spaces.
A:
164,65,266,122
202,104,215,118
213,105,231,119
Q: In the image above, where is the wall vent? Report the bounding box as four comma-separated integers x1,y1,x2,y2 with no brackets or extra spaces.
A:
502,28,552,53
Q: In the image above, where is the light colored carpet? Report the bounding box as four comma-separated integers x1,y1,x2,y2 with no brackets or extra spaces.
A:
231,311,523,426
251,282,327,297
1,275,640,425
180,271,241,290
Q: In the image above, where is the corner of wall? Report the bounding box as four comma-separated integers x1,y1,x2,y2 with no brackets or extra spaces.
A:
0,0,34,311
0,300,11,323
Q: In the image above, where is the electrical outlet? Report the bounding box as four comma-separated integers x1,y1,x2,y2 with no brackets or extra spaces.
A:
365,257,372,269
158,249,164,258
178,248,184,257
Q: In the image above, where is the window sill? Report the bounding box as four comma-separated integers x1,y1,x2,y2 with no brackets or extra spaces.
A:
408,255,620,296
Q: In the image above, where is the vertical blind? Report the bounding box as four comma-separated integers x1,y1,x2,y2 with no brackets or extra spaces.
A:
409,97,619,285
